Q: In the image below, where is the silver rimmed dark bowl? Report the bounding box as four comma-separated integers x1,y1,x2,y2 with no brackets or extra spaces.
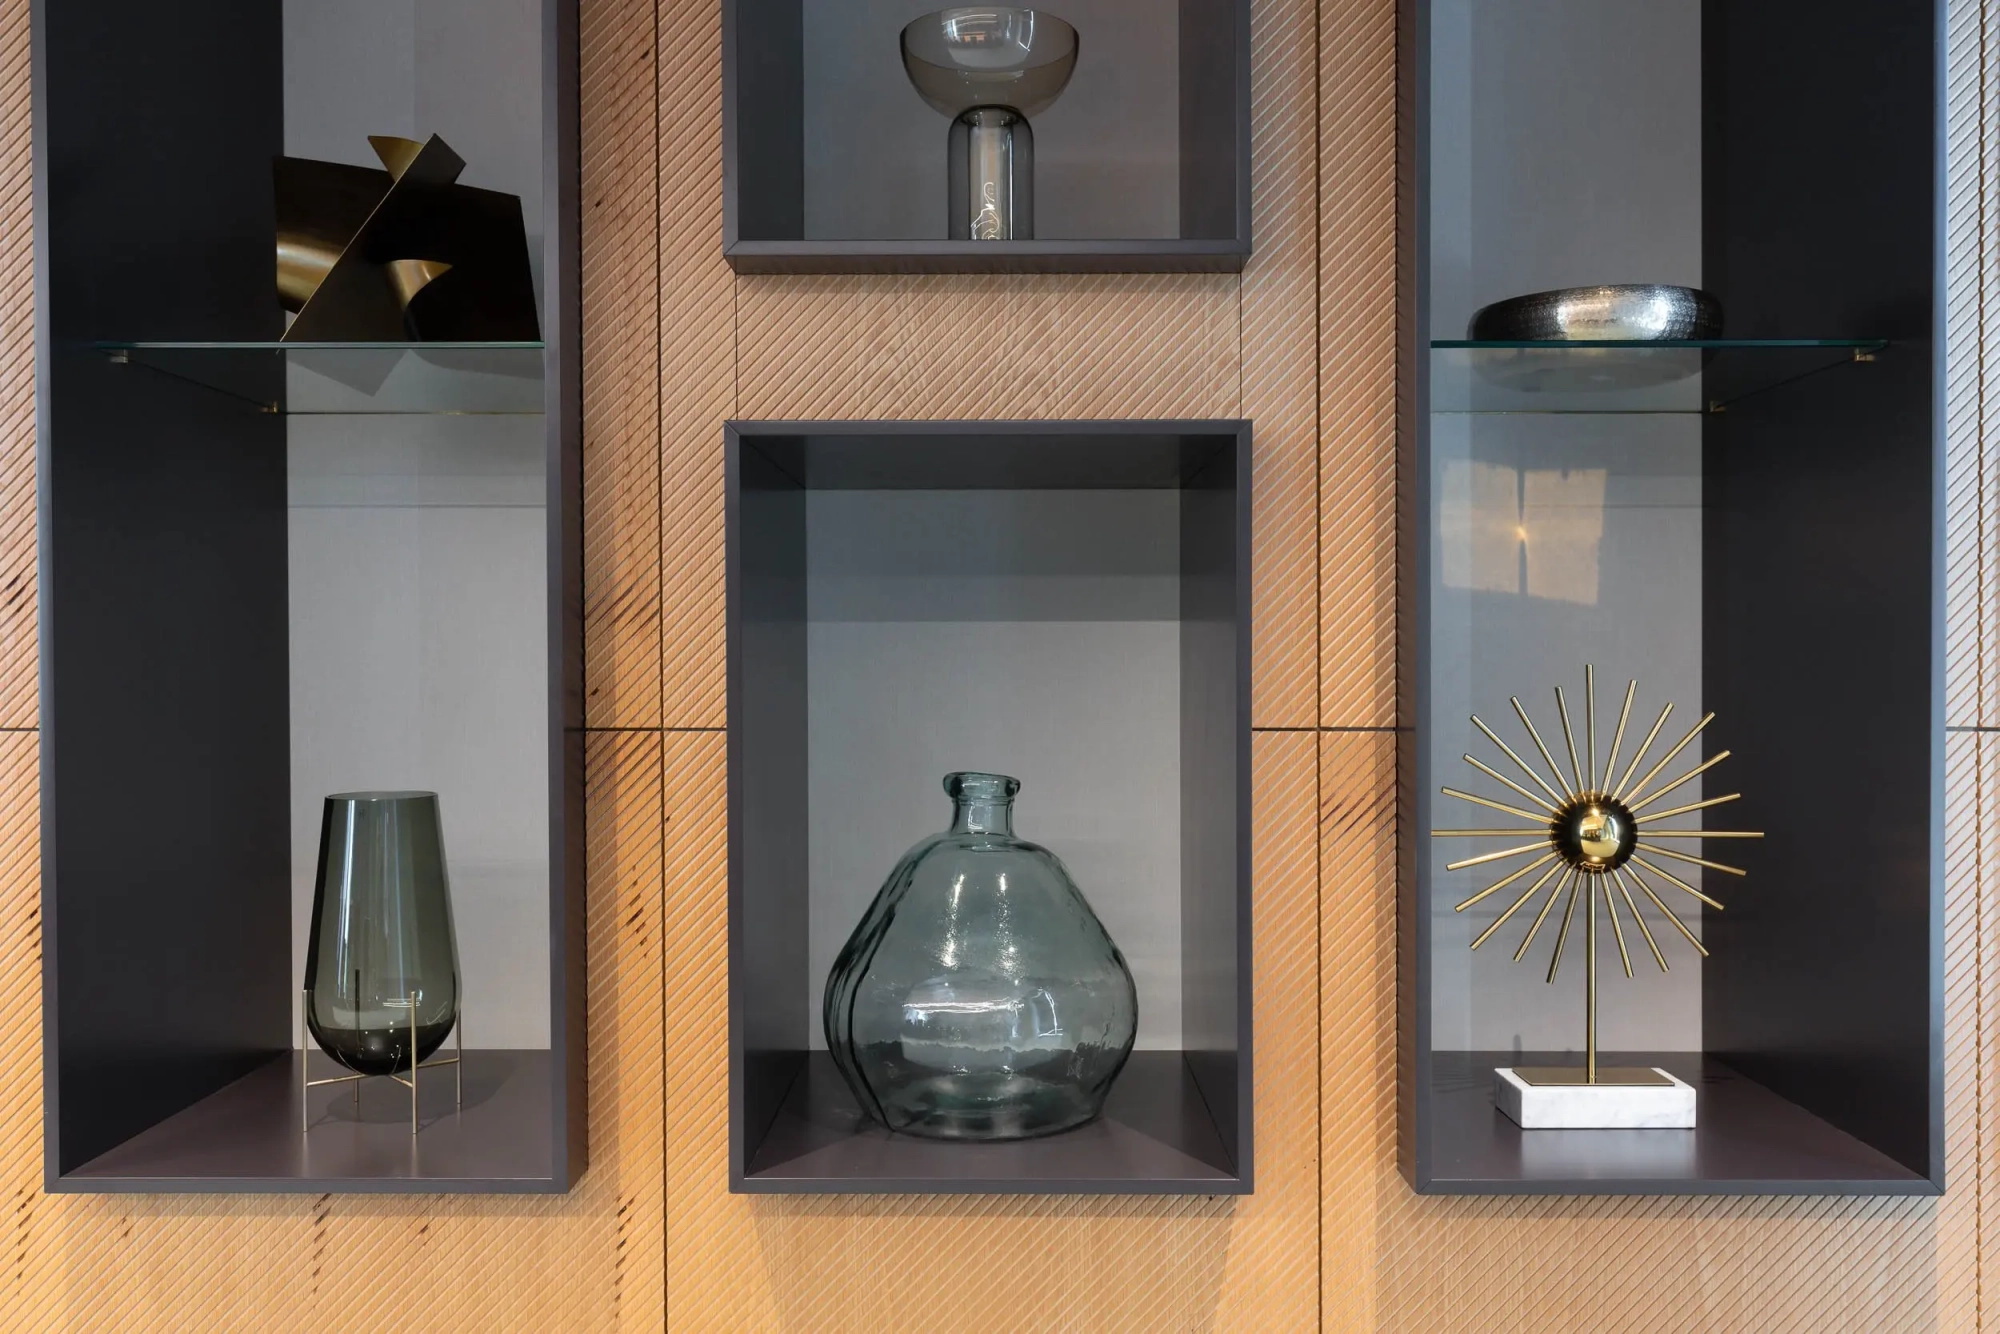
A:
1468,284,1722,342
1465,285,1723,395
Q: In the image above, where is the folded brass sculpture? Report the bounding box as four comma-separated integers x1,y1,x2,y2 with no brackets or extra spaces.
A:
276,134,539,342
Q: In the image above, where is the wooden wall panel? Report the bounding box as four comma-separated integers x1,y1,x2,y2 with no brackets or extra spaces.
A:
1316,0,1398,730
582,0,664,729
734,274,1239,421
658,0,732,730
3,0,1996,1327
1244,0,1322,729
1945,0,1990,728
1952,0,2000,730
0,0,28,733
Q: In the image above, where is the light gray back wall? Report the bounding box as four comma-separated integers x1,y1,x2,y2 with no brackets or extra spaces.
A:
806,490,1183,1050
284,3,551,1047
1430,0,1702,335
801,0,1178,239
287,421,550,1048
1429,0,1705,1054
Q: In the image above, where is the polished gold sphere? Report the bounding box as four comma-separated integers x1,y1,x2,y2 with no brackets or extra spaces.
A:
1577,805,1623,860
1554,797,1636,872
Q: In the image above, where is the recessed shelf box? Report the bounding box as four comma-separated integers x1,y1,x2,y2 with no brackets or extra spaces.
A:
723,2,1252,273
1404,0,1941,1195
727,420,1252,1192
38,1,582,1191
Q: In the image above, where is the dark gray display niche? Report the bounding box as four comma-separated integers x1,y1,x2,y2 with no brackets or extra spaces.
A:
1401,0,1942,1195
35,0,584,1191
724,1,1251,273
728,421,1251,1192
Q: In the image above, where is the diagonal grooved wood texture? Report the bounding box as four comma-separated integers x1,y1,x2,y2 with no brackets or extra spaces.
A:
583,0,664,728
0,0,31,731
1246,0,1324,729
658,0,732,730
1317,0,1397,731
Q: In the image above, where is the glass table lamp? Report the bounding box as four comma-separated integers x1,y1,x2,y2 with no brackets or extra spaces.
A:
901,7,1079,240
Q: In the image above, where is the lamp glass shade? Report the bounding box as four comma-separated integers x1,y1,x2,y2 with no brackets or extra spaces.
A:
303,791,461,1076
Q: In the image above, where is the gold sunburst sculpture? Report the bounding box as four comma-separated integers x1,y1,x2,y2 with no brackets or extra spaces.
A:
1432,665,1763,1088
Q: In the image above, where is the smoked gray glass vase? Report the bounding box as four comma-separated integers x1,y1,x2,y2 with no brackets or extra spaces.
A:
823,772,1137,1139
303,791,461,1077
901,8,1079,240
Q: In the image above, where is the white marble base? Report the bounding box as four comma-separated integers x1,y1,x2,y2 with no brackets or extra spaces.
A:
1494,1068,1696,1129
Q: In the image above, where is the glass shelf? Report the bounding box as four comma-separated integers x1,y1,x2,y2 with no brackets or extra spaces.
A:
1430,338,1888,414
95,341,547,416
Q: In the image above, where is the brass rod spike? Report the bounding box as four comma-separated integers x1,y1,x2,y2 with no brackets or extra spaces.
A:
1603,679,1638,793
1636,843,1750,876
1638,831,1764,839
1464,755,1560,814
1602,877,1634,977
1471,860,1567,947
1455,850,1559,912
1511,697,1576,800
1472,715,1567,805
1626,751,1732,813
1514,866,1573,962
1612,869,1669,971
1439,787,1552,823
1619,712,1717,803
1554,686,1587,796
1637,792,1741,822
1432,829,1557,837
1627,866,1711,956
1628,854,1726,910
1584,665,1597,793
1546,872,1582,984
1446,841,1552,872
1612,702,1675,798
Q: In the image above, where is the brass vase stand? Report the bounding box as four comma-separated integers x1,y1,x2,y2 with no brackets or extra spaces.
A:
299,988,463,1135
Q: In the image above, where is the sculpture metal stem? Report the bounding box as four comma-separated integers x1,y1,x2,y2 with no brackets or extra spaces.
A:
1586,876,1598,1084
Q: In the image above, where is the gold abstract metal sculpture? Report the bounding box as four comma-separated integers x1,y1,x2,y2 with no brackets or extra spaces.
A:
1432,665,1762,1088
275,134,540,342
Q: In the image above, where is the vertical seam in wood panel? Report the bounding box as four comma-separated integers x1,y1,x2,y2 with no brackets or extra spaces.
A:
654,0,669,785
651,1,670,1324
1311,0,1325,1328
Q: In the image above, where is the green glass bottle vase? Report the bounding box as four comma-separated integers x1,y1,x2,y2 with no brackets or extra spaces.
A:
823,772,1137,1140
303,791,461,1076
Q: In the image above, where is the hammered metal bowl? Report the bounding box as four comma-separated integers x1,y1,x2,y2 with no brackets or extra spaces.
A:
1465,285,1722,394
1468,285,1722,341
